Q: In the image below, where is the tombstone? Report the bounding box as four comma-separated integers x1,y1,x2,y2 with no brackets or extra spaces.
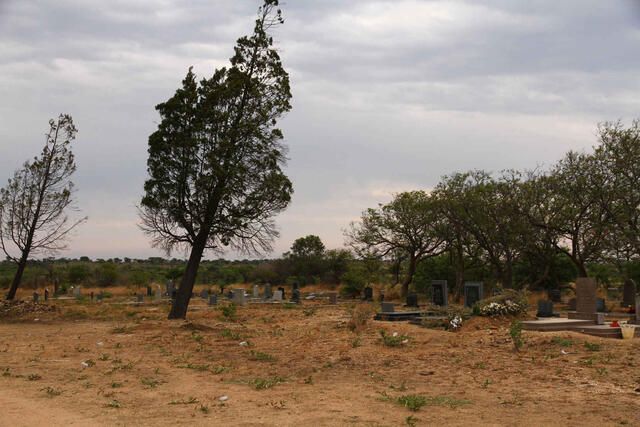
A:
155,287,162,302
272,290,283,302
328,292,338,305
635,296,640,324
536,300,554,318
74,285,82,298
363,287,373,302
232,289,246,306
568,298,577,311
406,292,419,308
264,283,273,299
381,302,395,313
568,278,598,321
200,289,209,300
278,287,286,300
136,294,144,303
596,298,606,313
208,294,218,306
291,288,301,304
464,282,483,308
253,285,260,299
547,289,562,303
97,292,104,302
165,281,175,297
146,285,153,297
44,288,49,302
33,292,39,303
431,280,448,306
622,279,637,307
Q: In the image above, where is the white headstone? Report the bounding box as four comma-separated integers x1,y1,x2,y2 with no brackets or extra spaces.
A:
272,290,283,302
155,287,162,302
253,285,259,299
74,286,82,297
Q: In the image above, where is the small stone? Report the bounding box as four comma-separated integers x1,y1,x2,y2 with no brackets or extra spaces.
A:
219,395,229,402
239,341,248,347
81,361,89,368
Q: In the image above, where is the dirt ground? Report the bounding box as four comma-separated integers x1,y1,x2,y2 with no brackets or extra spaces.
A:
0,295,639,427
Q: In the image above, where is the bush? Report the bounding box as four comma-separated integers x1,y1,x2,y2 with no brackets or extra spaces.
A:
347,304,375,333
476,290,528,317
509,320,524,352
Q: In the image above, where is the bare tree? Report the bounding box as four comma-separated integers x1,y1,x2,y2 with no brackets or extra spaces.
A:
0,114,86,300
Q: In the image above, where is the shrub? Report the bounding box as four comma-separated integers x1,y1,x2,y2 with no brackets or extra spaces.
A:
347,304,375,333
379,330,409,347
509,320,524,352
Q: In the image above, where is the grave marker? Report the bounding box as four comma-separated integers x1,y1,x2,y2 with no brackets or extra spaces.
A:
328,292,338,304
536,300,554,318
209,294,218,306
568,277,599,321
622,279,637,307
363,287,373,302
264,283,273,299
431,280,448,306
278,287,286,300
406,292,419,307
272,290,283,302
464,282,483,307
291,288,301,304
253,285,260,299
33,292,39,303
155,287,162,302
136,294,144,303
232,289,246,306
74,286,82,298
381,302,395,313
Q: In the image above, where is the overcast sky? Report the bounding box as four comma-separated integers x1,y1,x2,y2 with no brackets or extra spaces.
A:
1,0,639,260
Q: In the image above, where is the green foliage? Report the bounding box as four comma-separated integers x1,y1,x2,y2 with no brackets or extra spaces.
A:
379,330,410,347
509,320,524,352
584,342,601,352
251,376,285,390
220,304,237,320
96,263,118,287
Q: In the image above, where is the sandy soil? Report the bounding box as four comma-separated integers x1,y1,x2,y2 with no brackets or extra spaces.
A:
0,297,638,427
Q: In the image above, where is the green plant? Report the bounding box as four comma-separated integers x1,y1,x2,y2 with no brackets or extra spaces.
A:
221,329,242,340
351,336,362,348
198,404,210,414
406,416,419,427
220,304,237,320
111,382,123,388
379,330,409,347
248,350,276,362
141,377,163,388
551,337,573,347
252,376,285,390
99,354,110,361
347,304,375,333
584,342,601,352
509,320,524,352
397,395,427,411
191,332,204,343
41,386,62,397
169,397,199,405
303,307,317,317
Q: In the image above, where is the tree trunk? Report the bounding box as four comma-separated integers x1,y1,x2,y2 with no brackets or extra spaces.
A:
6,253,28,300
168,233,208,319
401,255,417,297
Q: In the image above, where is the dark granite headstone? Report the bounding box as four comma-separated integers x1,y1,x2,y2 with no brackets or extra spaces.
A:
363,287,373,302
146,285,153,297
33,292,39,303
464,282,484,307
200,289,209,300
431,280,448,306
44,289,49,302
291,288,301,304
536,300,554,317
568,278,599,321
622,279,637,308
547,289,562,303
381,302,395,313
208,294,218,306
406,292,418,307
264,283,273,299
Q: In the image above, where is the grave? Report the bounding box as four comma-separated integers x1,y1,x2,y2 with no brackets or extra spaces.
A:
431,280,448,306
200,289,209,300
272,290,283,302
291,288,301,304
146,285,153,297
406,292,419,307
74,286,82,298
97,292,104,302
328,292,338,304
536,300,554,318
166,281,175,297
622,279,637,307
253,285,260,299
33,292,39,303
568,278,601,323
363,287,373,302
381,302,395,313
464,282,483,307
136,294,144,303
232,289,246,306
155,287,162,302
278,287,286,300
209,294,218,306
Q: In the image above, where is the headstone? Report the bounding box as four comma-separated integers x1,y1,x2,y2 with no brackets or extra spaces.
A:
464,282,483,307
548,289,562,303
208,294,218,306
568,278,599,321
264,283,273,299
596,298,606,313
278,287,286,300
635,296,640,324
536,300,554,318
97,292,104,302
363,287,373,302
406,292,418,307
291,288,301,304
146,285,153,297
272,290,283,301
381,302,395,313
74,286,82,298
166,281,174,297
568,298,577,311
622,279,637,307
328,292,338,304
200,289,209,300
44,288,49,302
155,287,162,302
33,292,39,303
136,294,144,303
431,280,448,306
232,289,246,306
253,285,260,299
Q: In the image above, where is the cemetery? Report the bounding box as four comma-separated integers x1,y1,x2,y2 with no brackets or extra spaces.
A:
0,279,638,426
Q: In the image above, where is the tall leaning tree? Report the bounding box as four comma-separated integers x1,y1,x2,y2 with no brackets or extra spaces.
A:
0,114,86,300
140,0,293,319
